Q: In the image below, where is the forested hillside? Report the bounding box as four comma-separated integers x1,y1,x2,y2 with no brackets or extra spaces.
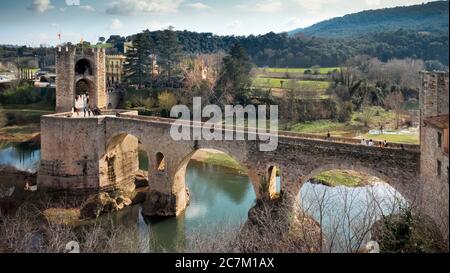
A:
289,0,449,38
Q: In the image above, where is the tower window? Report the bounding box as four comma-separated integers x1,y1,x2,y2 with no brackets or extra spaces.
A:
437,132,442,148
437,160,442,176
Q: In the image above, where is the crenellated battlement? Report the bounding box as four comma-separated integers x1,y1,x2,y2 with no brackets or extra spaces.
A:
55,45,107,112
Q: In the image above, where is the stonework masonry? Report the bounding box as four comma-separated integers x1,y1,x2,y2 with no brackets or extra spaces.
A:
37,113,421,217
55,46,106,112
419,71,449,245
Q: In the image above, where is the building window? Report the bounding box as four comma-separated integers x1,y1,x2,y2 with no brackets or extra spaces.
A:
437,132,442,148
437,160,442,176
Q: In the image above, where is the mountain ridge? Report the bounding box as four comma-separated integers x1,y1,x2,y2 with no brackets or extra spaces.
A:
289,1,449,38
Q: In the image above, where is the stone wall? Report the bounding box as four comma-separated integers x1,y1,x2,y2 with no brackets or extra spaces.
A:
38,113,421,217
55,46,107,113
420,125,449,244
419,71,449,246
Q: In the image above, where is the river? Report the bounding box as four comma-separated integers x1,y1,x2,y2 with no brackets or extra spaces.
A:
0,143,405,252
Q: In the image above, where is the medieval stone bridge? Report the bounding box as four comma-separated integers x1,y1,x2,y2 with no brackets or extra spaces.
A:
38,111,421,216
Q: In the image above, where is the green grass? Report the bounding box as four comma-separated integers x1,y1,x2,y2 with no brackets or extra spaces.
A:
203,152,245,172
253,78,331,91
264,67,340,74
287,106,419,142
359,134,419,144
312,170,367,187
289,120,364,137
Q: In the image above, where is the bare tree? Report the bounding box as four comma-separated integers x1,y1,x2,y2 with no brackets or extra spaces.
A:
385,90,405,129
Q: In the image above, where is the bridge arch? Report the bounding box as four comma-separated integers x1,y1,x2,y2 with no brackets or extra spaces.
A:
266,164,282,200
100,132,148,190
172,148,259,215
294,162,413,206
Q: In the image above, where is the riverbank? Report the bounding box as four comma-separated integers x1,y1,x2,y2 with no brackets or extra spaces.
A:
310,170,381,187
0,107,52,143
285,106,419,144
190,149,247,175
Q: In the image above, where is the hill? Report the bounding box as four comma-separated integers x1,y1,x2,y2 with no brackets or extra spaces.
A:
289,1,449,38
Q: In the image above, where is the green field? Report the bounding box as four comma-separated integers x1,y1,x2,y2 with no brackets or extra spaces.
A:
359,133,419,144
287,106,419,143
312,170,368,187
263,67,340,74
253,78,331,91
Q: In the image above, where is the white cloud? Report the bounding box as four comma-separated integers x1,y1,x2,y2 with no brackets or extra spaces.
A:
228,20,243,30
106,0,184,15
365,0,381,6
293,0,340,13
29,0,54,13
254,0,283,13
187,2,211,10
79,5,96,12
110,19,123,30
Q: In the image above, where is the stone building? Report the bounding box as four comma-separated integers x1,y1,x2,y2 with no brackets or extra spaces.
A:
55,46,106,112
106,55,126,85
419,71,449,245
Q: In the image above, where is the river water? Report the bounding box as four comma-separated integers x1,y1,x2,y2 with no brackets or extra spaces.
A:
0,144,405,252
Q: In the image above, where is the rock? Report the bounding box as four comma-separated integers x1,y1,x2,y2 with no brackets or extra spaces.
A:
116,196,132,207
135,170,149,188
131,191,146,205
142,190,176,217
80,192,115,219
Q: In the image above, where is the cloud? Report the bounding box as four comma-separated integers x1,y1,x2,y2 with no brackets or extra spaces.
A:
187,2,211,10
293,0,340,12
254,0,283,13
228,20,243,30
365,0,381,6
79,5,96,12
106,0,184,15
236,0,282,13
110,19,123,30
29,0,54,13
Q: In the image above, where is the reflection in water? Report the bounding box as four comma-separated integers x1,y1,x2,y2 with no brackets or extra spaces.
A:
142,161,257,252
0,144,405,252
0,142,40,172
300,181,406,252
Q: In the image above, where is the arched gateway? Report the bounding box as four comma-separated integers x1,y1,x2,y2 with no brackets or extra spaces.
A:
55,46,107,112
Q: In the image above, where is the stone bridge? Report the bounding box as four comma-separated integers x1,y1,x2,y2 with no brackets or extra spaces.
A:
38,111,421,216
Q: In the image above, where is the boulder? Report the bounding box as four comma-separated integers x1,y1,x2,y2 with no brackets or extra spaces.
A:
142,190,176,217
135,170,149,188
116,195,133,207
80,192,116,219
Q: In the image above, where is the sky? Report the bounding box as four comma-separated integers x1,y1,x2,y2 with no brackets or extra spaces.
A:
0,0,438,46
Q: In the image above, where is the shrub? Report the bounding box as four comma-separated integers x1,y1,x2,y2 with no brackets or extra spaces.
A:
336,101,353,122
158,91,177,112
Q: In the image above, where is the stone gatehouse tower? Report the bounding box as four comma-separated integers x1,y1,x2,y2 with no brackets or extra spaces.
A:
55,46,106,112
419,71,449,245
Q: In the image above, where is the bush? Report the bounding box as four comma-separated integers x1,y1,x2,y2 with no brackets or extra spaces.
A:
336,101,353,122
0,84,55,106
0,107,6,127
158,91,177,112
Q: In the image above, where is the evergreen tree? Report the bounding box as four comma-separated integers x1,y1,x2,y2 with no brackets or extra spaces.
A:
216,43,253,105
124,31,154,89
157,26,182,88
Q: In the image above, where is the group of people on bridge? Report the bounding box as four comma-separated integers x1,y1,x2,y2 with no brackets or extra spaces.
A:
72,94,101,117
326,131,394,149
